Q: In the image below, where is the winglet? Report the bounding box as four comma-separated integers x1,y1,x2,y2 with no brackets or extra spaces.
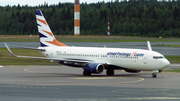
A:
147,41,152,51
4,43,16,57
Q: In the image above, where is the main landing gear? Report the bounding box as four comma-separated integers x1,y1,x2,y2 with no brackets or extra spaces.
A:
106,69,114,76
83,71,91,76
83,70,115,76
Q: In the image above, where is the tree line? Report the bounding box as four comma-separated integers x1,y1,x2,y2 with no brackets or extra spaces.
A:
0,0,180,37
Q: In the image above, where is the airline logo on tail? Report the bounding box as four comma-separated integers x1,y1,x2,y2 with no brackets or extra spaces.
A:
35,10,67,47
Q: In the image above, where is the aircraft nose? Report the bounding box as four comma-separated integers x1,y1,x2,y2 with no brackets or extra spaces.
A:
162,59,170,68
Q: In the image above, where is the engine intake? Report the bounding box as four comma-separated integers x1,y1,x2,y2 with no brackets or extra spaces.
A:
84,63,104,73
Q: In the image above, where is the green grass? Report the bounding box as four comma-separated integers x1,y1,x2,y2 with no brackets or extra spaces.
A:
1,35,180,42
155,44,180,47
0,48,57,65
163,69,180,72
165,56,180,63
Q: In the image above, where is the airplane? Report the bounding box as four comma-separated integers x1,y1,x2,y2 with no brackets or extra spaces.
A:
5,10,170,78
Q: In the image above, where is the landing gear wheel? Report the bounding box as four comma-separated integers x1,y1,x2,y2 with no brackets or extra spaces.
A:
83,71,91,76
106,70,114,76
152,73,157,78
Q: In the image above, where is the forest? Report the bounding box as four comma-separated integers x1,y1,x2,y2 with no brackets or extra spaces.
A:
0,0,180,37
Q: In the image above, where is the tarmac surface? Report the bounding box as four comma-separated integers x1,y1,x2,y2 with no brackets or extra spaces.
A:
0,65,180,101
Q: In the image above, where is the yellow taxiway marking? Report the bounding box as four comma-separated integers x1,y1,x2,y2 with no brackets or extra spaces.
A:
118,77,144,84
24,68,32,72
24,67,45,73
73,77,144,84
24,67,58,73
24,67,144,84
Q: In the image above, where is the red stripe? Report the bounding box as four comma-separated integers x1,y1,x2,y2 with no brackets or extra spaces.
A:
37,18,47,25
42,30,53,37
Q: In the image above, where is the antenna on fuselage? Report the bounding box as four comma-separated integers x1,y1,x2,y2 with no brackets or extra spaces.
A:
147,41,152,51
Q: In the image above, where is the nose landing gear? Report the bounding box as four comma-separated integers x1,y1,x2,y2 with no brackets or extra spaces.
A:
152,70,162,78
152,73,157,78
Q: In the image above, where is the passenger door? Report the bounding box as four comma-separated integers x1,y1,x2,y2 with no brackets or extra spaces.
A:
143,55,147,64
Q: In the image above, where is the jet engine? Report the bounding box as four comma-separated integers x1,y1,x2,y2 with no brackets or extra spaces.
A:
84,63,104,73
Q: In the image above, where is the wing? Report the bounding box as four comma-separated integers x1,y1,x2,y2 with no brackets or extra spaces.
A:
4,43,91,63
7,45,46,51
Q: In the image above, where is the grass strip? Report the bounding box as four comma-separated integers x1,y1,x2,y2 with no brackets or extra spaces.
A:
163,69,180,72
165,56,180,63
155,44,180,47
1,35,180,42
0,48,57,65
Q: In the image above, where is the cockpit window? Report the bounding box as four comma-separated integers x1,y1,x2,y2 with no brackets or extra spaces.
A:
153,56,164,59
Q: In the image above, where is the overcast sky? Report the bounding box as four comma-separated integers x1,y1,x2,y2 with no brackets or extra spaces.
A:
1,0,114,6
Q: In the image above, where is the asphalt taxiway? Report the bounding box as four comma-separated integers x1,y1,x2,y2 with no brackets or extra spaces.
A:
0,65,180,101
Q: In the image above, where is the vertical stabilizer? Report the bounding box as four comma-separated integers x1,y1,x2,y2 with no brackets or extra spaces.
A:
35,10,67,47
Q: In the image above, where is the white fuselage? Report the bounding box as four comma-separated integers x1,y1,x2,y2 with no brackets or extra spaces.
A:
39,46,170,71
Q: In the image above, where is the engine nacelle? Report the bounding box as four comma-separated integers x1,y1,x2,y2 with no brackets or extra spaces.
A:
125,69,141,73
84,63,104,73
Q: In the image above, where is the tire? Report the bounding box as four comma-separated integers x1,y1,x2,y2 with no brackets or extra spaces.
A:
152,73,157,78
106,70,114,76
83,71,91,76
